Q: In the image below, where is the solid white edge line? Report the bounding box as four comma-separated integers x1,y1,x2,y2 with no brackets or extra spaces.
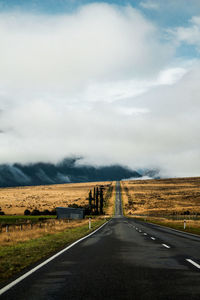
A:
162,243,170,249
186,259,200,269
0,220,110,296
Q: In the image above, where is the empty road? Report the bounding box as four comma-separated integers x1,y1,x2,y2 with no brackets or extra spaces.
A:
1,181,200,299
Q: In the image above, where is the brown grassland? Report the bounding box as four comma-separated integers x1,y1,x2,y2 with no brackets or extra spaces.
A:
0,181,115,282
0,181,115,247
121,177,200,217
0,218,105,246
0,181,115,215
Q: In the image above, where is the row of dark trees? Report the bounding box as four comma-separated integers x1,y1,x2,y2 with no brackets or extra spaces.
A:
24,209,56,216
88,186,105,215
0,207,5,215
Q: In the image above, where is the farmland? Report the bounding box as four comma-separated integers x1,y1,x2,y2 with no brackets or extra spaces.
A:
0,181,115,246
0,181,115,282
121,177,200,217
0,181,115,215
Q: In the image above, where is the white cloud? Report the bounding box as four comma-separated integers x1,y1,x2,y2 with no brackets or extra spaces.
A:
0,4,172,92
157,68,187,85
140,1,160,10
169,15,200,50
0,3,200,178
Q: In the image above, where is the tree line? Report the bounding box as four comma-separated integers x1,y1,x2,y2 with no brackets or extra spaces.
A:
88,185,105,215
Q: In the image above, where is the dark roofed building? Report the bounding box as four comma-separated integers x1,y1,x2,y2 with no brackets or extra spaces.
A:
56,207,85,220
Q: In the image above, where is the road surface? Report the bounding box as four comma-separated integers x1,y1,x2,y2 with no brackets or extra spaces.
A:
1,181,200,299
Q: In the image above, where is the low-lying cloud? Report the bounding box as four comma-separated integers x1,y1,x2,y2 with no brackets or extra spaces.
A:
0,3,200,178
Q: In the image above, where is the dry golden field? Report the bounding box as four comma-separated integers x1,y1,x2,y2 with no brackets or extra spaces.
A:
121,177,200,216
0,181,115,215
0,217,108,246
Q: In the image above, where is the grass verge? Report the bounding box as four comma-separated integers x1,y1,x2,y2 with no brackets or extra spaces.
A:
0,219,106,284
131,216,200,236
0,215,56,224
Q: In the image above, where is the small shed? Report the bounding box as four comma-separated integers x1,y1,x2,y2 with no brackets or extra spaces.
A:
56,207,85,220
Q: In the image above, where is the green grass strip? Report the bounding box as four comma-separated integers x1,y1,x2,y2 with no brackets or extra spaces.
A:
0,219,105,283
0,215,56,224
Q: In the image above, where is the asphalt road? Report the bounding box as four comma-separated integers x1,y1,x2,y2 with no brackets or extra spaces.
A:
1,182,200,299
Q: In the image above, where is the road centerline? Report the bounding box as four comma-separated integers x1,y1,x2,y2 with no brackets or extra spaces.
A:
186,259,200,269
162,244,170,249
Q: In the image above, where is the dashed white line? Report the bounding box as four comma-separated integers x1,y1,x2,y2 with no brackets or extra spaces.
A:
162,244,170,249
139,230,142,233
143,233,147,236
151,237,156,240
186,259,200,269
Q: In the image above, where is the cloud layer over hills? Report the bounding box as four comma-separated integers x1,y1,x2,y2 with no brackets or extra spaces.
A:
0,158,143,187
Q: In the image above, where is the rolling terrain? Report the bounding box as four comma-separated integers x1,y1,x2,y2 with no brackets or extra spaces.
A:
121,177,200,216
0,181,114,215
1,182,200,299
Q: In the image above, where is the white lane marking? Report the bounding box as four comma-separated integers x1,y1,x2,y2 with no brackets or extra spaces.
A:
162,244,170,249
186,259,200,269
0,220,109,296
151,237,156,240
136,228,138,230
143,233,147,236
139,230,142,233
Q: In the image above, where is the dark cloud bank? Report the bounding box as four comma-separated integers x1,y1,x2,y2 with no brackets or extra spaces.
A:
0,158,159,188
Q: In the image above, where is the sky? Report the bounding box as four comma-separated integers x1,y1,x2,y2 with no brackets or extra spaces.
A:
0,0,200,177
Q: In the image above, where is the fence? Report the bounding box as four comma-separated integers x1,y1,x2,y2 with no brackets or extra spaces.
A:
0,219,71,233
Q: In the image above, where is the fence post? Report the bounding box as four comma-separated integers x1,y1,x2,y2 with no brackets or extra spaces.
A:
20,224,23,231
6,225,9,233
184,219,186,230
89,218,91,230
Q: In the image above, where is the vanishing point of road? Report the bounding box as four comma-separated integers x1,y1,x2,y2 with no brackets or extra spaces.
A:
1,181,200,299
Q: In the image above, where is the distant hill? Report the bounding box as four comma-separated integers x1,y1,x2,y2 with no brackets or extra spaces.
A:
0,158,142,187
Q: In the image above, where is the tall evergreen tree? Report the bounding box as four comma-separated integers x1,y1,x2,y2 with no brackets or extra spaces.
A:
88,190,92,212
100,187,104,214
93,187,96,213
95,187,99,214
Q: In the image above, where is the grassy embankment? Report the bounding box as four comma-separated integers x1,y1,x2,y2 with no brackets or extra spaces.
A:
0,181,115,283
121,178,200,235
0,218,106,284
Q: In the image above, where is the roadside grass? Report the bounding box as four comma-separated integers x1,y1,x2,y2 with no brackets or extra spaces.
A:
104,182,115,216
0,219,90,245
119,182,125,216
131,216,200,236
0,215,56,224
0,218,106,284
